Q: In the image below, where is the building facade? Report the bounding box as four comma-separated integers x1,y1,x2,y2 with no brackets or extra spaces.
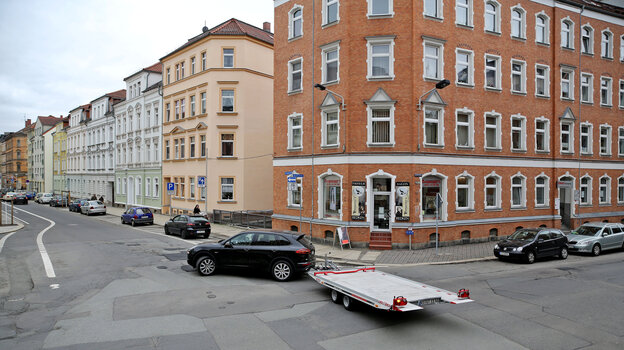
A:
114,63,163,211
272,0,624,248
160,18,274,215
29,116,61,193
67,104,91,198
52,118,69,194
0,120,31,190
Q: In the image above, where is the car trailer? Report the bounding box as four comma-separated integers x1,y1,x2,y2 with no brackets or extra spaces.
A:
309,264,472,312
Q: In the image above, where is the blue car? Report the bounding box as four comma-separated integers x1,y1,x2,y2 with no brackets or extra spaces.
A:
121,207,154,226
25,191,36,200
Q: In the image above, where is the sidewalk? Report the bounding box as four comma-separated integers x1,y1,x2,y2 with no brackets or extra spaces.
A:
107,206,497,266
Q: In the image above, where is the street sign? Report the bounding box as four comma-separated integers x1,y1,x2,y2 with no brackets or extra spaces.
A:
291,174,304,178
284,171,293,175
197,176,206,188
287,177,297,183
167,182,175,195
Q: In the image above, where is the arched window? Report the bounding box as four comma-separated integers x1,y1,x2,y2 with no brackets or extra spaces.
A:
484,1,500,33
580,176,591,205
535,14,549,44
289,7,303,39
561,19,574,49
581,25,593,54
601,30,613,58
511,174,526,208
599,176,611,204
510,7,525,39
485,173,501,209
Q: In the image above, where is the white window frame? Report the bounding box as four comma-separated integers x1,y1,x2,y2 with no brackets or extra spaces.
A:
455,108,474,149
619,79,624,108
483,0,500,34
561,67,574,100
288,176,302,207
423,38,444,81
580,122,593,155
220,177,234,201
366,36,395,80
580,175,592,205
510,5,526,39
617,176,624,204
510,173,526,208
153,178,158,198
484,172,501,209
581,24,594,55
424,0,443,20
321,108,340,148
600,76,612,107
455,171,474,211
318,170,343,220
367,104,395,147
455,48,474,86
146,178,151,197
287,113,303,150
510,114,526,151
288,57,303,93
288,5,303,40
484,111,501,150
534,12,550,45
535,117,550,153
223,48,234,68
423,105,444,147
580,73,593,104
620,35,624,62
322,0,340,26
455,0,473,27
561,18,574,49
560,121,574,154
619,127,624,156
510,59,526,94
484,54,501,90
601,29,613,59
321,42,340,84
534,173,550,208
599,176,611,204
535,64,550,97
599,124,612,156
367,0,393,17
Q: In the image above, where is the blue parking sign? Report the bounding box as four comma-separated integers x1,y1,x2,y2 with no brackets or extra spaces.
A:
167,182,175,191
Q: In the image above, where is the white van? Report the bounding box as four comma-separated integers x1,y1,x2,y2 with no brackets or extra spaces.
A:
38,193,53,204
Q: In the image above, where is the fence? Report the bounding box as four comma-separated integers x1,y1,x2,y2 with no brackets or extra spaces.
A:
0,201,16,226
212,209,273,229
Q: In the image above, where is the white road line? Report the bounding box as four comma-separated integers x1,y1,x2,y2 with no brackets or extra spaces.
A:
0,231,18,254
13,207,57,278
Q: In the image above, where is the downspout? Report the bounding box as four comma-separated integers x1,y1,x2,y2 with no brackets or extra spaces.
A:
576,5,584,228
310,0,316,238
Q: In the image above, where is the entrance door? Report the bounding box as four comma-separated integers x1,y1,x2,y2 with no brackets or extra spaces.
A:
422,176,442,221
558,178,572,230
371,177,391,231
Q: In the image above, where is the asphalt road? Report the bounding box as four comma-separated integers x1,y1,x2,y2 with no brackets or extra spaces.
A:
1,203,623,349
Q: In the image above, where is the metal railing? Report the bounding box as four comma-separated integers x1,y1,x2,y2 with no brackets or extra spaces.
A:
212,209,273,229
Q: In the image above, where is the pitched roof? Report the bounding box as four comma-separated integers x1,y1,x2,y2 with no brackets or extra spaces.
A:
37,116,62,126
561,0,624,18
123,63,162,81
161,18,273,60
91,89,126,103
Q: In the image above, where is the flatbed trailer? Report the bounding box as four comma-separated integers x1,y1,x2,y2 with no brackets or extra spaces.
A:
309,266,473,312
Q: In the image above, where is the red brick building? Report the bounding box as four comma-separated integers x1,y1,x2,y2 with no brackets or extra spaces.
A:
272,0,624,249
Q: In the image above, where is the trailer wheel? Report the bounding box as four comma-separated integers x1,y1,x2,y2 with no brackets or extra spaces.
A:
342,295,355,311
330,290,341,304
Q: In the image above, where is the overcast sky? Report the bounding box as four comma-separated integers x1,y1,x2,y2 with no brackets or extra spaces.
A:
0,0,274,134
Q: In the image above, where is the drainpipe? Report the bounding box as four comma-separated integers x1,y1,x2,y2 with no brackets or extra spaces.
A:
309,0,316,238
576,5,585,229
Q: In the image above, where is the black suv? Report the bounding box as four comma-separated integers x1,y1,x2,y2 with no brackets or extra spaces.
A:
187,230,315,281
493,228,568,264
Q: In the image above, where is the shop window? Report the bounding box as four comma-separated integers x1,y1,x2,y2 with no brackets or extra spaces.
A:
322,175,341,219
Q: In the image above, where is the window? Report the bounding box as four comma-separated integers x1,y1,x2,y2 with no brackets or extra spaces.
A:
180,62,185,78
455,109,473,148
200,135,206,157
485,173,501,209
600,77,612,106
599,176,611,204
190,136,196,158
535,65,549,97
165,140,170,160
175,100,180,119
484,1,500,33
581,73,593,103
484,54,500,90
535,175,549,207
179,177,185,198
201,52,206,71
456,172,473,210
288,177,302,207
484,112,501,150
424,107,443,146
561,121,573,153
367,37,395,79
288,113,303,150
510,7,525,39
535,13,549,44
619,80,624,108
580,123,592,154
222,48,234,68
288,58,303,92
190,95,196,116
191,57,195,74
455,0,472,27
561,19,574,49
221,134,234,157
619,127,624,156
455,49,473,86
323,0,339,25
601,30,613,59
368,0,392,16
174,139,179,159
200,92,206,114
220,178,234,201
166,68,170,84
561,68,574,100
581,26,593,54
510,115,526,151
180,98,185,118
180,138,185,158
621,35,624,62
190,177,195,199
321,43,339,84
510,60,525,93
321,175,341,219
424,40,444,80
289,6,303,39
600,125,611,155
221,89,234,112
322,110,339,147
369,108,392,144
535,118,549,152
511,174,526,208
166,103,170,122
424,0,442,19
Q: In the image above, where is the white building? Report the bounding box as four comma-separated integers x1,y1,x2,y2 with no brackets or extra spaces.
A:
29,116,61,193
67,105,91,198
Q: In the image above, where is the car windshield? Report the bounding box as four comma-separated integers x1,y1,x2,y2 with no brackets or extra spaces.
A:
571,226,601,236
189,217,208,223
507,229,538,241
136,208,151,215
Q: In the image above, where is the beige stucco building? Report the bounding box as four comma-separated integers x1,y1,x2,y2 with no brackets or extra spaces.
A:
160,18,274,215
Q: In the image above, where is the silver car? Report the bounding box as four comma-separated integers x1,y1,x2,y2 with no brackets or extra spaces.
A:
80,200,106,216
567,222,624,256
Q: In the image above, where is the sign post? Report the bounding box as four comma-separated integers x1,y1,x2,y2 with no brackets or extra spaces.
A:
166,182,175,217
435,193,443,255
286,171,304,234
406,227,414,250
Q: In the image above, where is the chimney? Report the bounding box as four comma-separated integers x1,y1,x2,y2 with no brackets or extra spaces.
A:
263,22,271,32
25,119,31,127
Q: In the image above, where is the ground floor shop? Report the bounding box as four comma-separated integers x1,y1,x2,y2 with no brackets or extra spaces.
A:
67,174,114,204
114,168,162,211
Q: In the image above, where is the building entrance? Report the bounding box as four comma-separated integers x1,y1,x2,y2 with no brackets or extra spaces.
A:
371,177,391,231
422,176,442,221
558,177,573,230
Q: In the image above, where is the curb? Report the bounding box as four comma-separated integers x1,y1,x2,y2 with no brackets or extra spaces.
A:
0,223,24,235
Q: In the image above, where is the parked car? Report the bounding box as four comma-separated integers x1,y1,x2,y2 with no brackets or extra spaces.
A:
80,200,106,215
121,207,154,226
37,193,53,204
164,215,211,239
25,191,36,200
49,195,68,207
13,193,28,205
494,228,568,264
2,192,17,201
186,230,315,281
68,198,88,212
567,222,624,256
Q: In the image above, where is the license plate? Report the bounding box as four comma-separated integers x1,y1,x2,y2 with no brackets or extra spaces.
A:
196,230,205,234
499,252,509,256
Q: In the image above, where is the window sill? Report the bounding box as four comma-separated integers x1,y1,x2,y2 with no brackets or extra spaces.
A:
456,145,475,150
536,41,550,47
484,208,503,212
511,36,526,42
287,205,302,210
321,21,339,29
511,149,527,153
455,23,473,30
424,77,444,83
535,94,550,99
367,13,394,19
535,206,550,210
581,101,594,106
423,143,444,149
455,209,475,213
288,35,303,43
217,112,238,116
561,46,575,52
485,30,501,36
485,87,502,92
561,97,574,102
367,76,395,81
287,147,303,152
288,89,303,96
485,147,502,152
581,152,593,156
511,206,527,210
217,201,237,204
582,52,594,57
600,104,613,108
367,143,395,148
560,151,574,155
320,80,339,87
321,145,340,150
217,156,238,160
456,83,474,88
580,204,592,208
599,153,612,157
601,56,614,61
598,203,611,207
511,91,527,96
423,15,443,22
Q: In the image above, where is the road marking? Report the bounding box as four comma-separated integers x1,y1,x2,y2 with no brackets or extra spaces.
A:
0,231,18,254
50,284,60,289
13,206,57,278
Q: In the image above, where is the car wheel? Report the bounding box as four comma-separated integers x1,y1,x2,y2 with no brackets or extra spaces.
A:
342,295,355,311
131,220,136,227
331,290,342,304
271,260,293,281
592,244,601,256
121,218,125,224
181,229,188,239
164,226,170,235
526,251,536,264
559,247,568,260
196,255,217,276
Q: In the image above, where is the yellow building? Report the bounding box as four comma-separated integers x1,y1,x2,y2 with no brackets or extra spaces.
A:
160,18,274,215
52,118,69,194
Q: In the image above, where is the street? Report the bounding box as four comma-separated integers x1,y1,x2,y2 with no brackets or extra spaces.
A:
1,204,623,349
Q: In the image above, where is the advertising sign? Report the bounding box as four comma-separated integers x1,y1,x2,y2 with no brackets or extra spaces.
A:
336,226,350,245
351,181,366,221
395,181,410,221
